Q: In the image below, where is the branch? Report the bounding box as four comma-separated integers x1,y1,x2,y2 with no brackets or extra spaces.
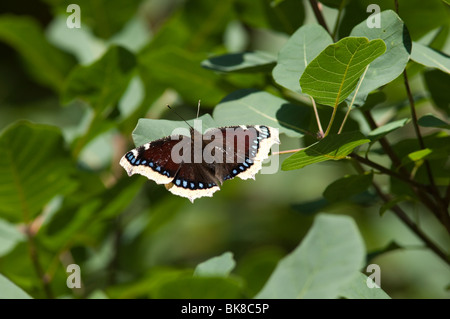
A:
308,0,331,35
351,159,450,266
371,182,450,266
25,225,54,299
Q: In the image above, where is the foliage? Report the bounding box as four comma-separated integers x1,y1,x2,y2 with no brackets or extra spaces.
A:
0,0,449,299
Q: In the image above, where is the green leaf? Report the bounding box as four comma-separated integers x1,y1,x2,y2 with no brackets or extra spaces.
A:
368,118,411,142
154,276,242,298
255,214,365,299
272,24,333,93
411,42,450,74
423,70,450,115
323,172,373,203
338,272,391,299
348,10,411,106
213,89,310,137
132,114,218,147
0,15,75,92
194,252,236,277
0,219,26,257
300,37,386,107
201,51,276,73
0,273,32,299
0,121,77,223
418,114,450,129
62,45,136,111
282,132,370,170
138,47,230,106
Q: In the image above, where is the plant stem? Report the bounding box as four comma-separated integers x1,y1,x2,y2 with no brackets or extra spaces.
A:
372,182,450,266
272,148,304,155
338,65,369,134
26,225,53,299
403,70,441,193
331,0,345,40
350,153,429,190
361,109,450,231
309,0,330,35
324,103,339,137
310,96,324,138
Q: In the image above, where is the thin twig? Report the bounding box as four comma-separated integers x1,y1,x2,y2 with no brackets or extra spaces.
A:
272,148,304,155
350,153,429,190
25,226,54,299
372,182,450,266
310,96,324,138
351,159,450,266
308,0,331,34
338,65,370,134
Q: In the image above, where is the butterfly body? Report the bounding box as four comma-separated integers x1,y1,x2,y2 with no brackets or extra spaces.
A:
120,125,279,202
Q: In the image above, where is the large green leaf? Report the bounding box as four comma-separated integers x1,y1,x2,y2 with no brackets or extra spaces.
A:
201,51,276,73
282,132,370,170
62,45,136,112
338,272,391,299
194,252,236,277
411,42,450,74
255,214,365,298
300,37,386,107
213,89,310,137
0,121,77,223
0,15,75,92
0,273,32,299
272,24,333,93
348,10,411,106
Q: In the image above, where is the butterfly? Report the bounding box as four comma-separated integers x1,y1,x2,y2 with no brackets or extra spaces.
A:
120,124,280,202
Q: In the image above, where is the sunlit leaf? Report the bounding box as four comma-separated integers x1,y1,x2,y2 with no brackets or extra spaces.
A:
282,132,370,170
300,37,386,107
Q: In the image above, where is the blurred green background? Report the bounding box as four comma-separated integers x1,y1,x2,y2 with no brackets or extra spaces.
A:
0,0,449,299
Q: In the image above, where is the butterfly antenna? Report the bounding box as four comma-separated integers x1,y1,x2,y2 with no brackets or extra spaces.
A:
197,100,201,119
166,104,194,130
